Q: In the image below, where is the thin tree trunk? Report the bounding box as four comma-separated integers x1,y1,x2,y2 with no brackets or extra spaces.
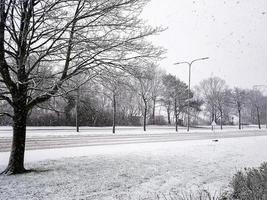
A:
56,111,60,126
256,106,261,129
143,101,147,132
112,93,116,134
241,109,242,130
167,106,171,125
93,117,97,126
211,106,215,123
2,109,28,175
220,110,223,130
152,97,156,125
174,99,178,132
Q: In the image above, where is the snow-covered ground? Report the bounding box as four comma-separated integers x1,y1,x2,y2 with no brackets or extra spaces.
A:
1,132,267,200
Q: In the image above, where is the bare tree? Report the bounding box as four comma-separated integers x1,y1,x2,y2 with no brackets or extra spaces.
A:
149,68,164,125
99,70,130,133
130,64,158,131
214,88,231,130
247,89,265,129
0,0,163,175
160,74,175,125
231,88,247,129
161,74,189,132
196,77,229,129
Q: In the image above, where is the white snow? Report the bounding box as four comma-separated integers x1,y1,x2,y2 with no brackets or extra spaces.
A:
0,132,267,200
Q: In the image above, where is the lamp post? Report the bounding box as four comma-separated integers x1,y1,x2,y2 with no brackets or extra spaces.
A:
253,85,267,129
174,57,209,132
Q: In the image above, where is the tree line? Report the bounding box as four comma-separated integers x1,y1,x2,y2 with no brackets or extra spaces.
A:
196,77,267,130
3,70,265,133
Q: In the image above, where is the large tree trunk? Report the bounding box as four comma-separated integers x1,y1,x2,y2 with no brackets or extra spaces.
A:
2,109,28,175
112,93,116,134
241,109,242,130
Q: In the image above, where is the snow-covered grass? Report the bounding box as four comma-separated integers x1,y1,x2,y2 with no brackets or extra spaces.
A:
1,134,267,200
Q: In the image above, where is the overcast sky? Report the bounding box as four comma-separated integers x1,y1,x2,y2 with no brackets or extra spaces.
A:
141,0,267,89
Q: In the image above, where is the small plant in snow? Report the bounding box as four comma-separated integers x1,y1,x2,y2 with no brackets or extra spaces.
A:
154,190,227,200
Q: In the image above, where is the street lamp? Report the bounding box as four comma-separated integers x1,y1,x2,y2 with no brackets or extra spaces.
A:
253,85,267,129
174,57,209,132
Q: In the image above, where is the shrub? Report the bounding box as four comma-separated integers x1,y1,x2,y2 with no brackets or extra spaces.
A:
153,162,267,200
230,162,267,200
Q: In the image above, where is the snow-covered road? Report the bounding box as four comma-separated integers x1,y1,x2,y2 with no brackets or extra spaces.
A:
1,128,267,152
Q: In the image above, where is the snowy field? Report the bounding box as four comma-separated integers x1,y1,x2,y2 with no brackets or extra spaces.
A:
1,129,267,200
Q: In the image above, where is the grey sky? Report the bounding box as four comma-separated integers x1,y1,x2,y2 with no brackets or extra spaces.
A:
142,0,267,89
